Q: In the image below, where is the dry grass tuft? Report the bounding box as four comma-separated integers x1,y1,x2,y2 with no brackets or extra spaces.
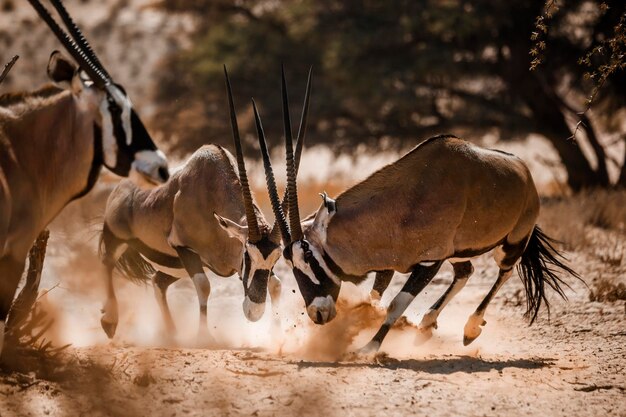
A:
589,278,626,303
539,189,626,252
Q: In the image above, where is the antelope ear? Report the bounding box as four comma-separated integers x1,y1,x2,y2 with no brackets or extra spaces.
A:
214,213,248,244
47,51,76,85
311,192,336,236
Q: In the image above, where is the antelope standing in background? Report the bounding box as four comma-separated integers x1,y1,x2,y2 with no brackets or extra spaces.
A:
0,0,168,355
98,67,311,340
255,70,579,352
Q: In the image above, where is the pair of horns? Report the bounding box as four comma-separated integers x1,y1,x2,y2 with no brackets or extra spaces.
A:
27,0,112,89
255,66,311,245
224,66,262,243
224,66,311,245
0,55,18,84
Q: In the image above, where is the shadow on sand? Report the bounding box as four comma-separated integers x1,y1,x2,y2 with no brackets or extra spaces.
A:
295,355,553,375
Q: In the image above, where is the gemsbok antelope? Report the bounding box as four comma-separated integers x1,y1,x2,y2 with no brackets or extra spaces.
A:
0,0,168,355
98,67,311,340
255,71,579,353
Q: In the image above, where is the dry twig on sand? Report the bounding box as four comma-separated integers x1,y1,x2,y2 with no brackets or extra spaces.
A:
4,230,69,360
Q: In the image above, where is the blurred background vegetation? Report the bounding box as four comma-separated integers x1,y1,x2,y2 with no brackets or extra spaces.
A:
153,0,625,191
0,0,624,191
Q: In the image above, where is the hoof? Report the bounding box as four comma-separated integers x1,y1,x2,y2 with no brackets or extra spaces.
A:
463,316,486,346
463,335,477,346
100,318,117,339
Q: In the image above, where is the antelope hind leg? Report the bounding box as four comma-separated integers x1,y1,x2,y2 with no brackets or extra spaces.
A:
462,239,527,345
152,271,179,342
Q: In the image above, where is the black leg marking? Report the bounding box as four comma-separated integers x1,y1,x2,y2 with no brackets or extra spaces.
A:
463,267,513,345
428,261,474,313
362,261,443,352
371,270,394,300
174,247,211,338
153,271,178,291
152,271,179,334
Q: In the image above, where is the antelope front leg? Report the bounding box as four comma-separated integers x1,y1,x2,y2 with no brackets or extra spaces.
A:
416,261,473,342
370,270,394,302
99,227,127,339
152,271,178,340
100,263,120,339
360,261,443,354
174,247,212,344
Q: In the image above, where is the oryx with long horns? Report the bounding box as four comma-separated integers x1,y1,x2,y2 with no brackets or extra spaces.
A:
255,70,580,352
0,0,169,355
98,67,311,340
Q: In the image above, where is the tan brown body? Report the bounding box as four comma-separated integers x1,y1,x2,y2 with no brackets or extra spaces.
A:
257,116,577,351
319,136,539,275
105,145,258,277
0,87,98,260
0,0,170,357
100,144,283,339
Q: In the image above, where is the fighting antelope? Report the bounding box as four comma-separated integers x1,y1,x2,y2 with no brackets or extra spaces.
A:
0,0,168,355
98,67,311,340
255,72,579,352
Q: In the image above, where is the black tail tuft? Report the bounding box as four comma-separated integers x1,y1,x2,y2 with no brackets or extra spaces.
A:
114,246,156,285
516,226,582,324
99,229,155,285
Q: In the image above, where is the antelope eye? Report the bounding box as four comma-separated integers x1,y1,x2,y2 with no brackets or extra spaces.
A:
304,250,313,262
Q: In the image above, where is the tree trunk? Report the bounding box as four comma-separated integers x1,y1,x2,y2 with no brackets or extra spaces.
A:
503,39,604,191
527,86,603,190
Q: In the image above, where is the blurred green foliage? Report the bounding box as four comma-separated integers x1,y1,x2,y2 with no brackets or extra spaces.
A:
155,0,625,190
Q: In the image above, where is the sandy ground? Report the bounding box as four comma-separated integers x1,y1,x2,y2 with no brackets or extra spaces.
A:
0,245,624,417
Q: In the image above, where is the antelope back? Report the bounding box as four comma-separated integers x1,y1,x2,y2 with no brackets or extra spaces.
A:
314,136,539,275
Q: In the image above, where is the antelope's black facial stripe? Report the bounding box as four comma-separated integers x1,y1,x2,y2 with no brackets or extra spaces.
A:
242,252,269,304
100,86,159,176
130,109,158,151
292,256,340,306
247,269,270,303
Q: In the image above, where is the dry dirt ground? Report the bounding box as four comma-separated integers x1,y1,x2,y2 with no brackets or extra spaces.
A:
0,247,624,417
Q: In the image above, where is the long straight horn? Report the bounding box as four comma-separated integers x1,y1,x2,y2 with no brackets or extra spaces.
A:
253,99,291,244
27,0,107,88
224,66,261,243
294,66,312,172
49,0,112,83
282,66,304,241
269,66,312,243
0,55,18,84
